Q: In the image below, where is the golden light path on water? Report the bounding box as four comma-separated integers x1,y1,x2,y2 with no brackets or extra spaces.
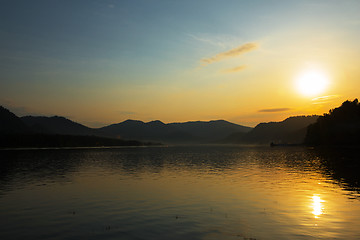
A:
312,195,325,218
2,147,360,239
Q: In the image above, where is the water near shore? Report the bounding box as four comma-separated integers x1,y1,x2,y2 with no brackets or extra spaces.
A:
1,145,360,240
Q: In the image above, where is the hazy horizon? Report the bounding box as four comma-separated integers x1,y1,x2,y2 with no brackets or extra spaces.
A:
4,104,322,129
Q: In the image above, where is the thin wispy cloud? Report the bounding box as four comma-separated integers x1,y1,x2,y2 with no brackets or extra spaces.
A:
222,65,246,73
258,108,291,113
312,95,340,102
311,95,340,105
201,42,258,65
187,34,226,48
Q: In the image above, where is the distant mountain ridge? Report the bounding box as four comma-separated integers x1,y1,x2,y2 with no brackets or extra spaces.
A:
222,115,319,144
0,108,150,148
1,105,319,146
1,106,253,144
21,116,97,136
169,120,251,140
245,115,319,144
99,119,252,143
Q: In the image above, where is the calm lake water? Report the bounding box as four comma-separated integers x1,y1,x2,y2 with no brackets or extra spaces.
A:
1,145,360,240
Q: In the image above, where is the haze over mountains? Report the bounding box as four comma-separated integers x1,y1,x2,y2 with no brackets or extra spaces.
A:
99,119,252,143
226,116,319,144
1,106,319,146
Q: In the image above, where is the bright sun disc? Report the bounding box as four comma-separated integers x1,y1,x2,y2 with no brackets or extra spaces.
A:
295,69,329,96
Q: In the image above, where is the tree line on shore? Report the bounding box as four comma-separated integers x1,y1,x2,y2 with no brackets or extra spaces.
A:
304,99,360,146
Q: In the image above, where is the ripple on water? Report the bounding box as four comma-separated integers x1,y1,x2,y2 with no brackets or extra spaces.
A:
1,146,360,240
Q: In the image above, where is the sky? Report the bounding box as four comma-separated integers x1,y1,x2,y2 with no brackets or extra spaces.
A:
1,0,360,127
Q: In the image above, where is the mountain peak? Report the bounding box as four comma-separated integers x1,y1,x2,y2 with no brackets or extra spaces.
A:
122,119,144,124
147,120,165,125
21,115,95,135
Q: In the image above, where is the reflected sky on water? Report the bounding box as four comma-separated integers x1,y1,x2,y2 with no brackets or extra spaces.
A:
0,145,360,240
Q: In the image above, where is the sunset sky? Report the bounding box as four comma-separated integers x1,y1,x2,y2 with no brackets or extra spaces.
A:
1,0,360,127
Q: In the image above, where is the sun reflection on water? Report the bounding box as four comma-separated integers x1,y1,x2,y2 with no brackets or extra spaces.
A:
312,195,325,218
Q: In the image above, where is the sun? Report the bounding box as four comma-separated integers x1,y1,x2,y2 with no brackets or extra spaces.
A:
295,69,329,96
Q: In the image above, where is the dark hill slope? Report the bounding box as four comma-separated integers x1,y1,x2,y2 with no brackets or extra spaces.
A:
0,106,30,134
21,116,98,136
305,99,360,146
100,119,252,143
99,120,195,142
1,108,150,148
169,120,252,142
242,115,319,144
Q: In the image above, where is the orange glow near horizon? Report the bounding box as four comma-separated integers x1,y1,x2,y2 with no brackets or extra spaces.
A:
1,1,360,128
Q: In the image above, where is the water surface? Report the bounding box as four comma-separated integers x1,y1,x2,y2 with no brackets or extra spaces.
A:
1,145,360,240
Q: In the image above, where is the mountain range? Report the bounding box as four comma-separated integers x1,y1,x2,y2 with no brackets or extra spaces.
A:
99,119,252,143
1,106,319,146
231,115,319,144
21,115,98,136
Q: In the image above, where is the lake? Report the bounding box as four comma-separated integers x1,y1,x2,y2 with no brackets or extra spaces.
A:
1,145,360,240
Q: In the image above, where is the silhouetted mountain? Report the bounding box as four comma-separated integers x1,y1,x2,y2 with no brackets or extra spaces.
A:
228,115,319,144
305,99,360,146
4,107,252,144
1,105,323,146
169,120,252,142
0,108,156,148
98,119,194,143
99,119,174,141
21,116,98,136
99,119,251,143
0,106,30,134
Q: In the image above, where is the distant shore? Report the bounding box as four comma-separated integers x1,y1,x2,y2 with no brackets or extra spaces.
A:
0,134,160,149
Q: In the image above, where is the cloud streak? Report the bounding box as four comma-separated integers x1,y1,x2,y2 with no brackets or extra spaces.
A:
201,42,258,65
187,34,226,48
311,95,340,102
222,65,246,73
258,108,291,113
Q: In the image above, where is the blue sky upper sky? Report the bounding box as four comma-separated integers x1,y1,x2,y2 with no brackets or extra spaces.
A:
1,0,360,127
